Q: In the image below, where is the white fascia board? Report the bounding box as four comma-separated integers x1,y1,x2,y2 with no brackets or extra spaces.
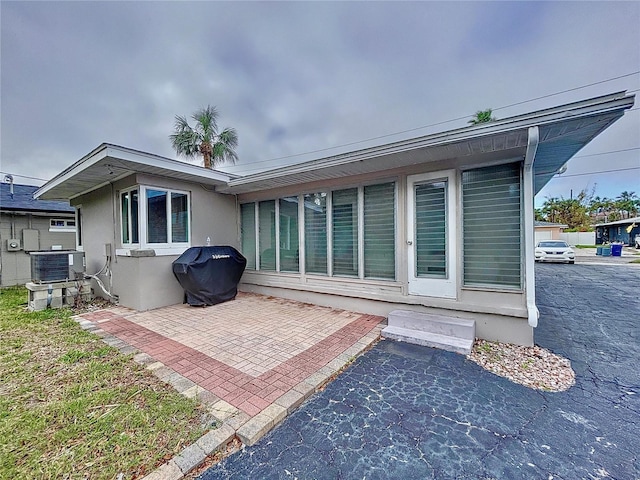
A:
103,144,233,183
34,144,110,199
35,143,234,200
225,92,634,191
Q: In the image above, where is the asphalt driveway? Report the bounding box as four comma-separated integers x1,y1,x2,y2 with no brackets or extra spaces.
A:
199,264,640,479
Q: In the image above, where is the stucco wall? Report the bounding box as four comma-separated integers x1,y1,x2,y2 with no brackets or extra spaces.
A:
72,174,237,310
0,212,76,286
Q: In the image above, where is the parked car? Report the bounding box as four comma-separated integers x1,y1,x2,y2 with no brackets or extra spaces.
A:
635,234,640,249
535,240,575,264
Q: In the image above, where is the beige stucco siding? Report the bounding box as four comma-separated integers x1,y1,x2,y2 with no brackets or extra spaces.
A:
72,174,238,311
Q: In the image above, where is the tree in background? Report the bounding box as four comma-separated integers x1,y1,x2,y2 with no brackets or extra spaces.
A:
615,191,639,219
468,109,497,125
538,189,592,230
170,105,238,169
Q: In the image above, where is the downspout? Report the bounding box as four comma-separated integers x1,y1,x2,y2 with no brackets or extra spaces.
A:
524,126,539,328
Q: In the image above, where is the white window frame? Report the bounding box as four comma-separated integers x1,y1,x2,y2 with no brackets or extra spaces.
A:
117,185,191,256
49,218,76,233
120,186,140,248
242,179,398,281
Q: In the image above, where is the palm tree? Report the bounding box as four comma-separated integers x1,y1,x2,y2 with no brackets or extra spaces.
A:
170,105,238,169
468,109,497,125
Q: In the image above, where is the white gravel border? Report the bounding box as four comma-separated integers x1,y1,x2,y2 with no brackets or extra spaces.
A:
467,339,576,392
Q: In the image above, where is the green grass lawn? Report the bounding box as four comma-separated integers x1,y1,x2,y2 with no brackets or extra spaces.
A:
0,287,209,479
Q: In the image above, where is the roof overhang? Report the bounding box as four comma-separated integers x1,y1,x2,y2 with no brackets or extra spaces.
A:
217,92,634,195
35,144,235,201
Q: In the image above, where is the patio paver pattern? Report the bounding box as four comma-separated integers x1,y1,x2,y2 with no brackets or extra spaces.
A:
76,292,384,454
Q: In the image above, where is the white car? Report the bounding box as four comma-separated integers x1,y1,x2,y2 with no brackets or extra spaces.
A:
535,240,575,264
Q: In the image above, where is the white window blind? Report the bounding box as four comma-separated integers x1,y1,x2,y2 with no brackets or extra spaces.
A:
304,193,328,274
462,163,522,289
332,188,358,277
364,182,395,279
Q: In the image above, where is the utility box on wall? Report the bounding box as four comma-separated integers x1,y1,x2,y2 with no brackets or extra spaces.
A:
22,229,39,251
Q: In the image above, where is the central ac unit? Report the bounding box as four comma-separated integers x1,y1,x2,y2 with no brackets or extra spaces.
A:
30,251,86,283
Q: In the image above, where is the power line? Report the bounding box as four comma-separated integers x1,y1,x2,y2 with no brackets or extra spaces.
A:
574,146,640,158
0,171,49,182
224,71,640,174
553,166,640,179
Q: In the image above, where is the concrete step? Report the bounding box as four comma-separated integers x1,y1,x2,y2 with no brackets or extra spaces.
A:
386,310,475,340
382,325,474,355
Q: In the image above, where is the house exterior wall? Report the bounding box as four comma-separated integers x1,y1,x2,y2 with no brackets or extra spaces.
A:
0,212,76,286
72,174,237,311
534,226,563,243
235,159,533,345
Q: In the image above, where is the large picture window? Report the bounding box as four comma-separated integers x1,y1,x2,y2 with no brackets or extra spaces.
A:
462,163,522,289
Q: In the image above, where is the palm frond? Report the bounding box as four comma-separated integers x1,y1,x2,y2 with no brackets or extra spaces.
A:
211,127,239,166
192,105,218,141
170,115,200,158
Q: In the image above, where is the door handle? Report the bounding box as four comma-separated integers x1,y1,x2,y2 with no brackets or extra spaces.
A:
407,240,413,245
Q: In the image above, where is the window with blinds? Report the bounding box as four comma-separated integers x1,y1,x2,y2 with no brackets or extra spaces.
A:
240,203,256,269
415,181,447,278
259,200,276,271
462,163,522,289
364,182,396,279
279,197,299,272
304,193,327,274
332,188,358,277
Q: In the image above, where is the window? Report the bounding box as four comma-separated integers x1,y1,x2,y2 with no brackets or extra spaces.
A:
76,207,83,248
259,200,276,271
119,186,190,250
49,218,76,233
304,193,328,274
364,182,396,279
415,181,446,278
462,163,522,289
332,188,358,277
279,197,299,272
239,181,396,281
121,188,139,245
241,203,257,269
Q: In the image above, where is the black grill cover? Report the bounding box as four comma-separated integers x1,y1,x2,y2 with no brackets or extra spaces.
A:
172,246,247,306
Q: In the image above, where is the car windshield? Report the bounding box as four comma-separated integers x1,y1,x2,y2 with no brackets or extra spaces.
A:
538,241,569,248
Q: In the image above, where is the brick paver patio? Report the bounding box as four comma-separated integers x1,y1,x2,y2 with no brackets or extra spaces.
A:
75,292,384,454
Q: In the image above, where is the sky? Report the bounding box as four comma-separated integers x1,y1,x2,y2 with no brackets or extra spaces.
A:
1,1,639,208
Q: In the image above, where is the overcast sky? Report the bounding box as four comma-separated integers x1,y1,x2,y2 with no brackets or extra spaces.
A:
1,1,639,207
